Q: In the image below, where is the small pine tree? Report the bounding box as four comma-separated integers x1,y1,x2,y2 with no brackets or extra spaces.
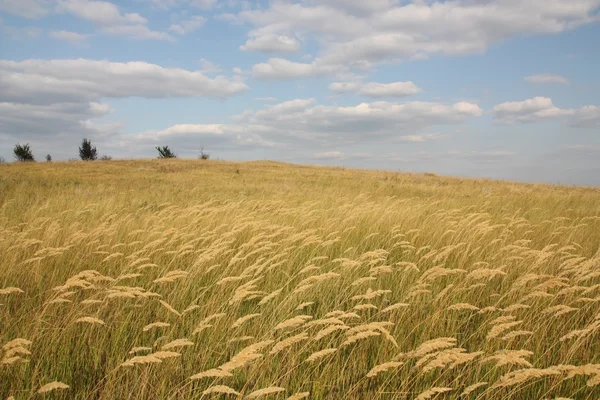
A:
156,146,176,158
14,143,35,162
79,138,97,161
46,154,52,162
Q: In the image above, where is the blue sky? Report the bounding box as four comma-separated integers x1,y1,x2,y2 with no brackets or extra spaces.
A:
1,0,599,185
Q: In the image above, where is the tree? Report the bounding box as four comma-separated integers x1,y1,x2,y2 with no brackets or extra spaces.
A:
46,154,52,162
199,147,210,160
100,155,112,161
79,138,97,161
156,146,176,158
14,143,35,162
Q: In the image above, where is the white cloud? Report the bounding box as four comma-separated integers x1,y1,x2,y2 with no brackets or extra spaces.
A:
240,34,301,53
143,124,226,138
492,98,600,127
116,98,482,157
359,81,421,98
57,0,172,40
0,0,49,18
49,30,89,45
0,100,118,145
492,97,574,124
58,0,146,25
254,99,317,119
0,58,249,152
246,98,482,145
525,74,569,84
129,123,278,153
328,80,422,98
0,59,248,104
252,58,346,80
233,0,600,77
569,105,600,128
169,15,206,35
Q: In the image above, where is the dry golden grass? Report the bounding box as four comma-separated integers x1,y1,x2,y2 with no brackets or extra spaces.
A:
1,158,600,399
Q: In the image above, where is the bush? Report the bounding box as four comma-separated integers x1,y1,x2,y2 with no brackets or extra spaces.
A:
14,143,35,162
100,155,113,161
79,138,98,161
156,146,176,158
199,147,210,160
46,154,52,162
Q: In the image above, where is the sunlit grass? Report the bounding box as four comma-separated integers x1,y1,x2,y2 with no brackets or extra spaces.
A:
1,159,599,399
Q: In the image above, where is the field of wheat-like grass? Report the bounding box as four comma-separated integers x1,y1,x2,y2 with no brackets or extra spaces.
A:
1,159,600,399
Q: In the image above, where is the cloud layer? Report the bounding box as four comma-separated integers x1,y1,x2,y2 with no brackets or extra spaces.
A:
492,97,599,127
0,58,249,155
329,81,422,98
230,0,600,78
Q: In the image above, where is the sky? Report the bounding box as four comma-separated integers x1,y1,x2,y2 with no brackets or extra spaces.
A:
1,0,599,186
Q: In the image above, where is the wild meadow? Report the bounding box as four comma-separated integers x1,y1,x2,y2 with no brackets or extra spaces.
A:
1,159,599,399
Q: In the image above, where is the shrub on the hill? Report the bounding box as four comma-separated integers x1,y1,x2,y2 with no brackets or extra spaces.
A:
14,143,35,162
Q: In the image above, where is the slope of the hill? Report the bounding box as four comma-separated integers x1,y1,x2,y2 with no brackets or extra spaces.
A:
1,160,600,399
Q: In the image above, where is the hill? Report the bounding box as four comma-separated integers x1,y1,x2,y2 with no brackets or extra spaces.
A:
1,160,600,399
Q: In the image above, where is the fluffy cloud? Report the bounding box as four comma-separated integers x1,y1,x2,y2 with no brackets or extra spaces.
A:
57,0,172,40
493,97,600,127
492,97,574,124
1,0,172,40
126,123,278,156
0,58,250,157
525,74,569,84
58,0,146,25
242,98,482,145
117,98,482,158
240,35,301,53
234,0,600,77
329,80,422,98
252,58,346,80
569,105,600,128
360,81,422,98
0,101,115,137
0,59,249,104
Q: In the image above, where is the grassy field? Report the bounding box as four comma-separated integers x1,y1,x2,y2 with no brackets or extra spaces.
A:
1,159,600,399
